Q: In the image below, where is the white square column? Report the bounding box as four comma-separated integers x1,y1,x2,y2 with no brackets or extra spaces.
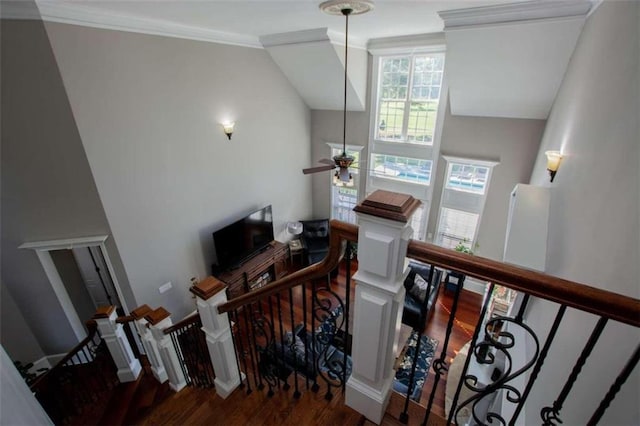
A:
93,306,142,383
130,304,168,384
191,277,242,399
146,308,187,392
345,190,421,424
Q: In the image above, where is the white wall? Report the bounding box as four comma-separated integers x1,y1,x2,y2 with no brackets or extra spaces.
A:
44,22,313,320
523,1,639,424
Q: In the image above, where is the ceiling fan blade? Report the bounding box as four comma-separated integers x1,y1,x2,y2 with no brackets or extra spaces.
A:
302,164,336,175
319,158,335,165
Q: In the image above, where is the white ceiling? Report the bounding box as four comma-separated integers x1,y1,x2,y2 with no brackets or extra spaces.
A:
31,0,521,46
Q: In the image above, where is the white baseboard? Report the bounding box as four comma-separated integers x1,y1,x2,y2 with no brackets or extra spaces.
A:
29,356,53,374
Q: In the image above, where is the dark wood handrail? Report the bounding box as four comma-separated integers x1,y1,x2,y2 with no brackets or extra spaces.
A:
30,320,99,390
164,312,200,335
217,219,639,327
407,239,640,328
217,220,358,314
116,315,135,324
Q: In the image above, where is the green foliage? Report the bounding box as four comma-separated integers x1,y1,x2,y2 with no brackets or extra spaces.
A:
454,239,478,255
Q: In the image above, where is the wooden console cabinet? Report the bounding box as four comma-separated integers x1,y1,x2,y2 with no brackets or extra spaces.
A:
214,241,289,299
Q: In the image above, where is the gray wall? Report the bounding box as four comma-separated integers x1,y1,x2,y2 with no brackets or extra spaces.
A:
50,250,96,325
1,18,133,354
43,22,313,320
523,2,639,424
0,286,45,364
427,102,545,260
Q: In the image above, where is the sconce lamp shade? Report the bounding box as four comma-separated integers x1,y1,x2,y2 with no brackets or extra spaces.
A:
286,221,303,236
545,150,563,182
222,122,235,140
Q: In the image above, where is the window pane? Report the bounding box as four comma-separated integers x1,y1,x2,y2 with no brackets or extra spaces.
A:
332,187,358,224
446,162,489,194
377,101,405,141
437,208,479,249
407,101,438,143
370,154,432,185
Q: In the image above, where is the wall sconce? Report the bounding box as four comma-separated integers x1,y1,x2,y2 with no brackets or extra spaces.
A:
545,150,563,182
222,122,235,140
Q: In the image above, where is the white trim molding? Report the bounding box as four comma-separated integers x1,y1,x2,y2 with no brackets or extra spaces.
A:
367,32,446,56
260,27,366,50
20,235,131,343
31,1,262,48
441,155,500,169
438,0,592,30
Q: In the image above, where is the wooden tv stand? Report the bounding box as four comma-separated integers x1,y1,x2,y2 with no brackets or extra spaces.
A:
213,241,290,299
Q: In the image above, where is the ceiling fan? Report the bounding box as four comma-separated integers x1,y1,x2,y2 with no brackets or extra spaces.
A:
302,0,374,187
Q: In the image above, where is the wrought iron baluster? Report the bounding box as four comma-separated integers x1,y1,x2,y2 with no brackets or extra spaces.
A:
447,282,495,425
276,294,290,391
343,242,352,391
302,279,310,391
422,268,464,426
232,309,250,393
247,303,265,391
510,304,567,424
541,316,608,425
587,343,640,425
289,288,301,399
267,295,280,391
311,280,319,393
242,305,260,390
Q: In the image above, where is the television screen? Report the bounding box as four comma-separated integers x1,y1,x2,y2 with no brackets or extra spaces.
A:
213,205,274,270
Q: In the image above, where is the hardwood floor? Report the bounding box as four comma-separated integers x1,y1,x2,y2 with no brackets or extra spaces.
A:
131,258,482,425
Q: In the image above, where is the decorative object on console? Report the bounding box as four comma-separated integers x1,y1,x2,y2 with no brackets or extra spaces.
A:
286,221,303,236
303,0,373,185
544,150,563,182
221,121,235,140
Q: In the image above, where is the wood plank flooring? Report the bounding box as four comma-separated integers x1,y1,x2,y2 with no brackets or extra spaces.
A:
131,258,482,425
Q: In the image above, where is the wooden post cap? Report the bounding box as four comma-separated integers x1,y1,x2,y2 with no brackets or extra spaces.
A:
93,305,116,319
131,304,153,320
190,276,227,300
353,190,421,223
145,307,171,326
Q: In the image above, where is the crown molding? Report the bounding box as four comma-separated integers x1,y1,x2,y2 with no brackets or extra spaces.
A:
260,27,366,49
368,32,446,56
24,0,263,48
0,1,42,20
438,0,591,30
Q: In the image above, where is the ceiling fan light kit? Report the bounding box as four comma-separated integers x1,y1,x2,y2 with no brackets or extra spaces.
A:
302,0,373,185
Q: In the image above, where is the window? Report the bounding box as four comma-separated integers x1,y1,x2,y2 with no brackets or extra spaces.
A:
437,208,479,249
329,144,363,224
376,54,444,144
371,154,432,185
434,156,499,250
367,48,446,240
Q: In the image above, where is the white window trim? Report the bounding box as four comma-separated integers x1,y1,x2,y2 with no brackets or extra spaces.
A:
434,156,500,249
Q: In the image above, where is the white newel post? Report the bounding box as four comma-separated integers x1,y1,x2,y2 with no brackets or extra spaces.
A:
130,304,168,384
191,276,242,398
146,308,187,392
93,306,142,382
345,190,421,424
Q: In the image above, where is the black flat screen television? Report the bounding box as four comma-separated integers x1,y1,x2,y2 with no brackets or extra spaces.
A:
213,205,274,270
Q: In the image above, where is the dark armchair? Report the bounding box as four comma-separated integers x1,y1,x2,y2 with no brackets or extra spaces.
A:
300,219,330,266
402,261,442,331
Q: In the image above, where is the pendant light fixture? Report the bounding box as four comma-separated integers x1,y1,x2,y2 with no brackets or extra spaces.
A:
320,0,374,187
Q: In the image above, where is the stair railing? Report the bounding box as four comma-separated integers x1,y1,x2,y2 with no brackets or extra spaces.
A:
217,220,358,401
164,312,216,388
30,320,119,425
396,239,639,425
219,218,638,425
